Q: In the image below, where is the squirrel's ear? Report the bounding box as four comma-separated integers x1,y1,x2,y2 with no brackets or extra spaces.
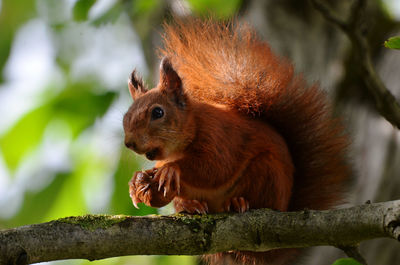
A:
159,57,185,107
128,70,147,100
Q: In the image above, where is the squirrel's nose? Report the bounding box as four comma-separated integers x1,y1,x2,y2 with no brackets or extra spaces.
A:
125,140,137,151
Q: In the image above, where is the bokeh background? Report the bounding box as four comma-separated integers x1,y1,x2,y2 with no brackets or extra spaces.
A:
0,0,400,265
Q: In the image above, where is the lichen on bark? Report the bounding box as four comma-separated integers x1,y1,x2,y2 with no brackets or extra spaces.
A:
56,214,130,231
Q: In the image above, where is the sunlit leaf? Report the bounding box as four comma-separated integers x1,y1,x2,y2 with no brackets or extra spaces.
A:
154,255,196,265
0,107,52,171
73,0,97,21
384,36,400,50
332,258,363,265
131,0,160,16
186,0,242,18
80,256,188,265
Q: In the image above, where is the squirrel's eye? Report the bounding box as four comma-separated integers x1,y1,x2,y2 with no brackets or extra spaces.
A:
151,107,164,120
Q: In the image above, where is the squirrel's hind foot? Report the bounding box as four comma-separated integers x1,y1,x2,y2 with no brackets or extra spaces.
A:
224,197,250,213
174,197,209,214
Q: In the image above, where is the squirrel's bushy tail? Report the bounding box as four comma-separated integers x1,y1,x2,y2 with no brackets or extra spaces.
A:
161,18,350,212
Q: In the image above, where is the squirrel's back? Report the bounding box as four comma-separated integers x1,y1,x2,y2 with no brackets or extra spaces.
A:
161,18,350,212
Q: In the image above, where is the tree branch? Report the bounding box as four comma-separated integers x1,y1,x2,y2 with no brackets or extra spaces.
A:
1,200,400,264
311,0,400,129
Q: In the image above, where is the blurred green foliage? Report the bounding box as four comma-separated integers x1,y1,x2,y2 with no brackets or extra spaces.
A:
73,0,97,21
91,2,123,26
384,36,400,49
187,0,242,18
0,82,116,171
0,0,240,265
0,0,36,82
332,258,362,265
0,0,395,265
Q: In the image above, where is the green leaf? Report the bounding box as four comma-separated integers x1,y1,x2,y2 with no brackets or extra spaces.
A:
186,0,242,19
131,0,160,16
332,258,363,265
0,106,52,171
154,255,196,265
384,36,400,50
73,0,97,21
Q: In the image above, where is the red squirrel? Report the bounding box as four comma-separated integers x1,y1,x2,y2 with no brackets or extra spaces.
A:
123,18,350,265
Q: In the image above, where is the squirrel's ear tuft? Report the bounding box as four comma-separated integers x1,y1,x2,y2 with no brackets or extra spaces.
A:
159,57,185,107
129,70,147,100
160,57,182,93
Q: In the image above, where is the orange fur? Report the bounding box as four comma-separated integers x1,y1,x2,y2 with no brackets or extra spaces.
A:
160,18,350,211
123,18,350,265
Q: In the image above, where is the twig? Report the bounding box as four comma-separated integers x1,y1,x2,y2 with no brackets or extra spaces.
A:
311,0,400,129
1,200,400,264
338,245,368,265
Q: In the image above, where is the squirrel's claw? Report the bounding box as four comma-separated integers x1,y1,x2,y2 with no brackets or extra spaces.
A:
163,167,174,196
224,197,250,213
132,196,140,209
202,201,209,213
175,172,181,195
128,171,150,209
157,174,165,191
155,163,181,197
192,200,206,214
138,183,150,194
129,185,141,209
174,198,209,214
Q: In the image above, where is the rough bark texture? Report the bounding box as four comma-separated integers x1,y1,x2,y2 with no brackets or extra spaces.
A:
1,201,400,265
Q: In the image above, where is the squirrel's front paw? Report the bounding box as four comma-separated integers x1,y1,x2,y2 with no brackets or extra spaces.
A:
129,167,177,209
154,162,181,197
129,170,154,208
174,197,209,214
224,197,250,213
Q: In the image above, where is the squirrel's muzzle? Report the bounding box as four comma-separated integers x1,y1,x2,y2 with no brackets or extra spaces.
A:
124,137,160,160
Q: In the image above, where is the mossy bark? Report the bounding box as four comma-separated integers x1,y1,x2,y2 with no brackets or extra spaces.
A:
1,200,399,265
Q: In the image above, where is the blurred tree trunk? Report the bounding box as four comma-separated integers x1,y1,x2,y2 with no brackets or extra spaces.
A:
240,0,400,264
